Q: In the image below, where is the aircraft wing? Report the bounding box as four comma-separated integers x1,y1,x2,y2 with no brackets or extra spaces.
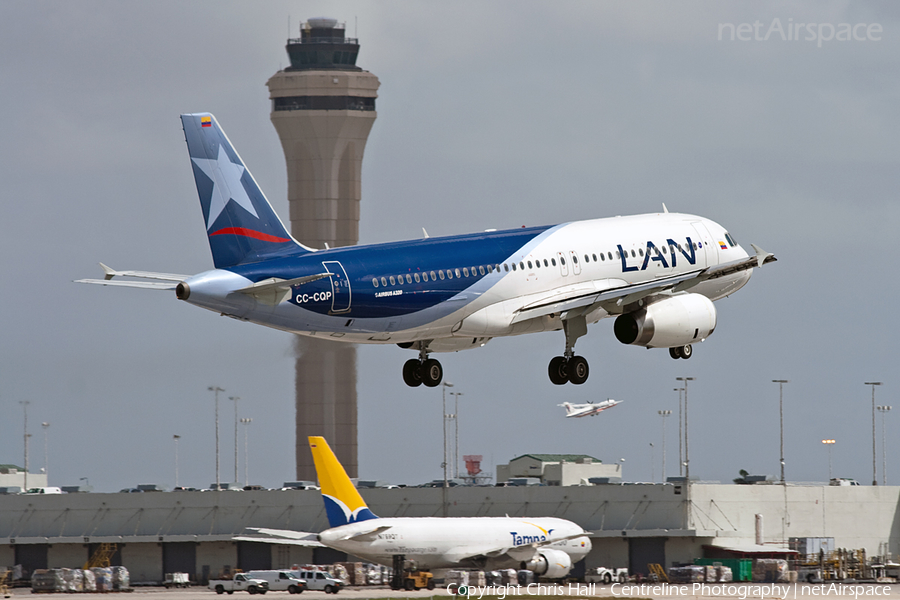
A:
75,263,186,290
442,531,592,565
511,245,776,324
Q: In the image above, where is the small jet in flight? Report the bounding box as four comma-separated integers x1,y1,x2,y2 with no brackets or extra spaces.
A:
78,113,776,387
559,399,622,418
308,436,591,580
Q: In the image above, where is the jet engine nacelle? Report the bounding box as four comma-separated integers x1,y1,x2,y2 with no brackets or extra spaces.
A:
521,548,573,579
613,293,717,348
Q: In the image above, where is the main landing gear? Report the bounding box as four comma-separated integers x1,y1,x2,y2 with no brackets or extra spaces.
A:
548,314,590,385
402,344,443,387
669,345,693,359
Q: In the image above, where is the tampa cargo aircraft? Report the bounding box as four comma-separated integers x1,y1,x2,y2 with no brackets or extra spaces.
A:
308,436,592,580
79,113,776,387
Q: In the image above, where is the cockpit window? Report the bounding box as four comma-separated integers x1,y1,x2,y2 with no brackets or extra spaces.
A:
725,232,737,247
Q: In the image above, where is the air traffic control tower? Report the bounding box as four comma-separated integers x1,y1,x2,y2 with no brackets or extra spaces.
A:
266,18,379,480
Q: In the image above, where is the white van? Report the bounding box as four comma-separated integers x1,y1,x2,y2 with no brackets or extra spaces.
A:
289,570,342,594
22,487,63,495
247,571,307,594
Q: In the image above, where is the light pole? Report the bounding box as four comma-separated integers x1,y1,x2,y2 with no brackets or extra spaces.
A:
441,381,454,517
173,435,181,488
822,439,835,480
241,418,252,486
20,401,30,490
450,391,463,478
674,387,684,476
772,380,789,483
42,422,50,480
649,443,655,482
658,410,671,481
676,377,695,481
208,386,224,490
877,406,892,485
865,382,882,485
229,396,240,484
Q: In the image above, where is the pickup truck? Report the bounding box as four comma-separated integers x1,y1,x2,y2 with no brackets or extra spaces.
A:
209,573,270,594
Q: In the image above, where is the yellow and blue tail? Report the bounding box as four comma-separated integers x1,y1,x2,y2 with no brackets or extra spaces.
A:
309,436,378,528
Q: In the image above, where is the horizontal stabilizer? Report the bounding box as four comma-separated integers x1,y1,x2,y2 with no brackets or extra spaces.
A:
75,279,178,290
339,525,393,542
98,263,187,282
237,273,333,306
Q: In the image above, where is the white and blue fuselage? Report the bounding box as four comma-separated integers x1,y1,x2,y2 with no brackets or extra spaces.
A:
181,212,751,347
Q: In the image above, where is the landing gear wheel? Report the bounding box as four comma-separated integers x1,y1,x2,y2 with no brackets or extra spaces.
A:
548,356,568,385
568,356,589,385
402,359,423,387
421,358,443,387
669,347,682,359
680,344,693,359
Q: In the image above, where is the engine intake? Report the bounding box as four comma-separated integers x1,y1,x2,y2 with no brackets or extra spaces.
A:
614,293,716,348
520,548,573,579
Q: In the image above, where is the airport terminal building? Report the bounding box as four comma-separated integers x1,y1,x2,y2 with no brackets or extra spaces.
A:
2,482,898,584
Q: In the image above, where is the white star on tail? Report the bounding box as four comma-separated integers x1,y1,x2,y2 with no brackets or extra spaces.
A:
191,144,258,229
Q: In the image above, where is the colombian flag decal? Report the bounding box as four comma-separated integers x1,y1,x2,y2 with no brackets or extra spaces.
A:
718,241,728,250
201,116,212,128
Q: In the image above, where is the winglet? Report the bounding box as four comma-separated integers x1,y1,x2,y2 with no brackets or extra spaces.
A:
309,436,378,528
750,244,776,268
422,227,430,239
100,263,117,280
662,203,669,214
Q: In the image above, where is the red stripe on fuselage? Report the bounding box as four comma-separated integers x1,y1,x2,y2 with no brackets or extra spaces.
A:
209,227,290,243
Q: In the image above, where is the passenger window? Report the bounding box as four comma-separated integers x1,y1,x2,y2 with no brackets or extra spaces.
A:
504,264,509,272
551,258,556,266
591,254,597,262
638,249,643,257
462,267,469,277
389,276,396,285
447,270,453,279
600,253,605,261
414,273,420,283
511,263,517,271
693,243,698,250
519,262,525,270
381,277,387,286
479,266,485,275
372,278,379,287
543,259,549,267
455,268,461,278
573,255,578,264
560,257,566,265
431,271,437,280
609,252,613,260
527,261,533,269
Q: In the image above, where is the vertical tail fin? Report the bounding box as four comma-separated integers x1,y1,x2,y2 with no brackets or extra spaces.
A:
309,436,378,528
181,113,311,268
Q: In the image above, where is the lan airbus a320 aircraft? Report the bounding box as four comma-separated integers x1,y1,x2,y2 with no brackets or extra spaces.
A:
78,113,776,387
309,436,591,580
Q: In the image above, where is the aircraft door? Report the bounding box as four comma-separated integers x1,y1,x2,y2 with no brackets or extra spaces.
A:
557,252,569,276
569,251,582,276
322,261,351,314
689,222,714,268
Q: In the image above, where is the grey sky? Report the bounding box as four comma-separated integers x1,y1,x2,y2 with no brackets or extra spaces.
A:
1,1,898,492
